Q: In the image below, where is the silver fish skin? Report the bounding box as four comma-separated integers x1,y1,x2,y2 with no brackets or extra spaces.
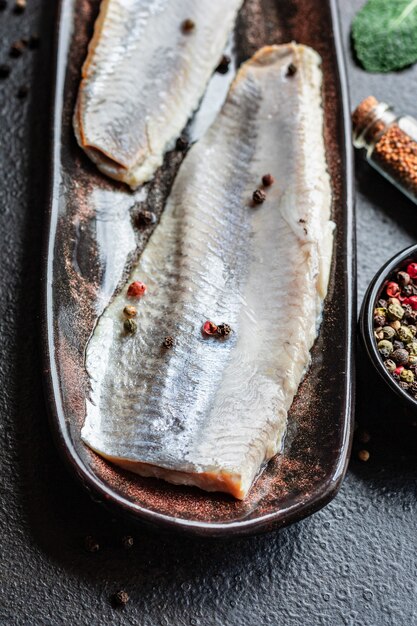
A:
73,0,243,189
82,44,334,499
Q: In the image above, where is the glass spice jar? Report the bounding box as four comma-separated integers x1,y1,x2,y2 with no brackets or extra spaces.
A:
352,96,417,204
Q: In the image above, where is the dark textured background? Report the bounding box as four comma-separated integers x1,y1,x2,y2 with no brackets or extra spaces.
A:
0,1,416,625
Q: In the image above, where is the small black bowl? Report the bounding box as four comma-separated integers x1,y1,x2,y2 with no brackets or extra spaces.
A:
360,243,417,411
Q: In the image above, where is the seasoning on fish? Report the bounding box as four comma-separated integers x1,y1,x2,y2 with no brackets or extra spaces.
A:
181,19,195,34
73,0,244,189
202,321,218,336
216,323,232,338
176,136,189,152
123,319,137,335
216,55,231,74
123,306,137,318
252,189,266,204
82,44,333,500
127,281,146,298
162,336,174,349
287,62,297,76
262,173,274,187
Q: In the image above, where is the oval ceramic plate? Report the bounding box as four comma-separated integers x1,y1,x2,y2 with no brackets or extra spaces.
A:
43,0,355,536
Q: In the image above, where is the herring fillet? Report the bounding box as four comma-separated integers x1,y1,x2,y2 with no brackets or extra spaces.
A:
82,44,334,500
73,0,243,189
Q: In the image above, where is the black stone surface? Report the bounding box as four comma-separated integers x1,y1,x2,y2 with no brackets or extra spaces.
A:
0,1,415,625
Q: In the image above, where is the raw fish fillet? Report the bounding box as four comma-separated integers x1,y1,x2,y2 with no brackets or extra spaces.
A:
82,44,334,499
73,0,243,188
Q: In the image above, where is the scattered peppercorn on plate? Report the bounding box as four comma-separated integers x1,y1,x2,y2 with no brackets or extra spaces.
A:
43,0,355,536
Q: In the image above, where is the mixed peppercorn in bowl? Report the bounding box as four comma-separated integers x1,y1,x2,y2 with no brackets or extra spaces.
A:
360,244,417,407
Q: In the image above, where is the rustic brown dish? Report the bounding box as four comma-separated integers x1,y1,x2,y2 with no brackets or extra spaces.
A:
42,0,355,536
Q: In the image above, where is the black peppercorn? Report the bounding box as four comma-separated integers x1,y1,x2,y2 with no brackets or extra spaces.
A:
176,136,189,151
124,319,137,335
162,336,174,349
286,62,297,76
135,209,157,228
216,323,232,337
181,18,195,33
373,314,386,327
391,348,409,365
397,271,411,286
113,590,129,606
252,189,266,204
216,54,231,74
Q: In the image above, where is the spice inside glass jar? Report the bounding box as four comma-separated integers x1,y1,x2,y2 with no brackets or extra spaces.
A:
352,96,417,204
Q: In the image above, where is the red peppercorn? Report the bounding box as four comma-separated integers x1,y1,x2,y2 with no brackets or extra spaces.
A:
127,281,147,298
386,282,400,298
202,321,217,336
394,366,404,376
403,295,417,310
407,263,417,278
